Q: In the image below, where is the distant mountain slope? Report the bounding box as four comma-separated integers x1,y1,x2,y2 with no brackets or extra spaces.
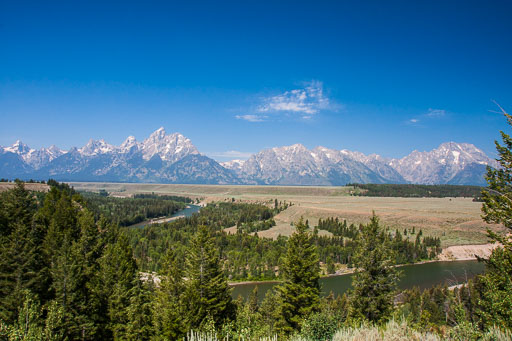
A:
2,128,231,184
388,142,497,185
0,152,33,179
162,154,240,184
227,144,402,185
0,131,496,185
222,142,496,186
2,140,65,170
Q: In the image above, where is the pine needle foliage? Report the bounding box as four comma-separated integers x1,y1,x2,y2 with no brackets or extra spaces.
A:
349,215,400,324
477,105,512,329
184,225,235,329
153,247,186,339
276,217,320,333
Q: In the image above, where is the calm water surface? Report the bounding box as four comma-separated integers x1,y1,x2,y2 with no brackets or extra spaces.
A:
129,204,201,228
231,260,485,300
170,204,201,218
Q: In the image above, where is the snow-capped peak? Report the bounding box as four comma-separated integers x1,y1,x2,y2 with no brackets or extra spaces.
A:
141,128,199,161
120,136,139,152
79,139,116,156
271,143,308,155
4,140,32,154
388,141,497,184
0,141,67,169
148,127,167,141
288,143,307,152
42,145,66,160
47,145,64,155
221,159,246,171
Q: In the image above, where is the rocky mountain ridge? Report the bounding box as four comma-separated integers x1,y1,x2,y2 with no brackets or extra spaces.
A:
0,129,497,185
0,128,235,184
222,142,496,186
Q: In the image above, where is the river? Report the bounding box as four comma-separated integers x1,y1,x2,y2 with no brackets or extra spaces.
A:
169,204,202,218
230,260,485,300
128,204,202,228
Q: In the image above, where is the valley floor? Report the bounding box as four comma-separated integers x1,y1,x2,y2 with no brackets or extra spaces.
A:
69,182,504,247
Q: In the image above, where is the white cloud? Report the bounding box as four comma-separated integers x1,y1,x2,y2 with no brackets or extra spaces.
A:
235,114,266,122
426,108,446,118
407,108,446,125
234,81,333,123
258,81,330,116
208,150,254,159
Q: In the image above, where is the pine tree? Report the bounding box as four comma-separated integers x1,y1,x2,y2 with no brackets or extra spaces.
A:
153,248,186,339
248,286,259,314
258,289,285,337
43,300,66,341
0,221,47,323
477,105,512,329
50,235,93,339
6,290,44,340
481,106,512,237
0,181,37,235
184,225,235,329
0,183,47,324
474,243,512,329
348,215,400,324
326,256,336,275
50,209,104,339
276,217,320,333
40,186,81,300
97,233,138,339
124,281,154,340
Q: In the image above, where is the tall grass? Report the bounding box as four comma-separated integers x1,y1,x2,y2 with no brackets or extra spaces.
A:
187,319,512,341
294,319,512,341
185,330,278,341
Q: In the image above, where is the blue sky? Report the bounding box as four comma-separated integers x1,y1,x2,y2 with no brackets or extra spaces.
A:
1,1,511,161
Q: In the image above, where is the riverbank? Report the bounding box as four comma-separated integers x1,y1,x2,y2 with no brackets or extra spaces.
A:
228,246,494,287
127,204,202,228
229,280,280,286
128,214,185,228
438,242,498,260
231,260,485,299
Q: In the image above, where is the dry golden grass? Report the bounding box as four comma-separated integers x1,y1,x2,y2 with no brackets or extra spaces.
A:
68,182,503,247
0,182,49,193
439,243,498,261
223,223,333,239
68,182,351,198
269,197,502,246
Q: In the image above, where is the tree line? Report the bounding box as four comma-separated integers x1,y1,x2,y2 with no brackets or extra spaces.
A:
349,183,484,198
82,192,188,227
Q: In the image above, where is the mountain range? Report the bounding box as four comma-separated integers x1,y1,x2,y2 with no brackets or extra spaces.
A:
0,128,497,186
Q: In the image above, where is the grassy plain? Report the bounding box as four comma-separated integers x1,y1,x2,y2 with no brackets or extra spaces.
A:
0,182,49,192
68,182,502,247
